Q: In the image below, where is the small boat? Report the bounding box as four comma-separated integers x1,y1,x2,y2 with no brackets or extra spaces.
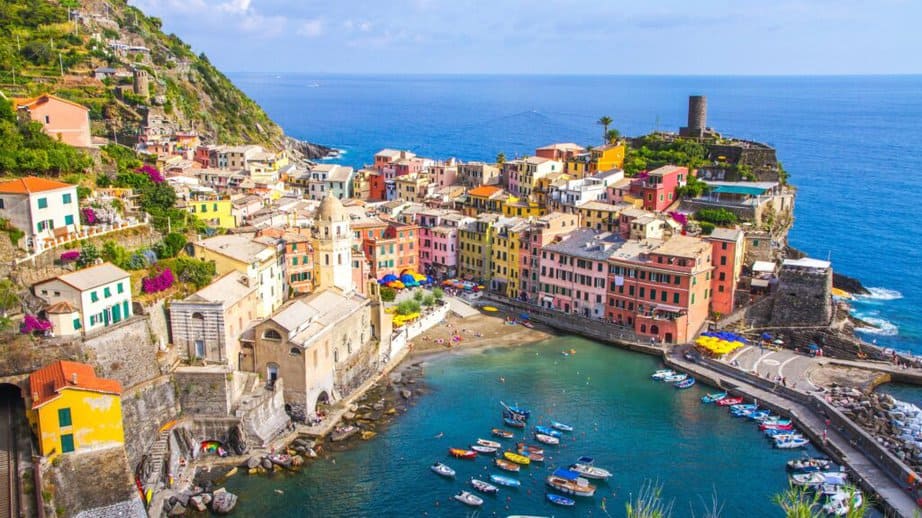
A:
675,378,696,389
503,451,531,465
787,457,833,473
501,401,531,420
449,448,477,459
716,396,744,406
453,490,483,507
790,472,826,487
822,488,863,516
490,474,521,487
701,391,727,403
569,462,613,480
747,410,771,420
769,433,805,442
471,444,497,454
576,456,595,464
546,493,576,506
504,417,526,428
495,458,521,472
470,478,499,495
775,436,810,449
535,426,562,438
267,453,292,468
492,428,514,439
730,403,758,412
535,433,560,445
561,351,570,357
546,468,597,497
431,462,456,478
552,421,574,432
651,369,675,380
521,321,534,328
518,449,544,463
516,443,544,455
764,428,799,437
761,416,792,425
662,373,688,383
760,421,794,431
477,438,502,448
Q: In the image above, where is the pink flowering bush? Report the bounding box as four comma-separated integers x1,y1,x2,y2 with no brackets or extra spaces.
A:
136,165,165,184
142,268,174,294
81,207,97,225
59,250,80,263
21,314,52,334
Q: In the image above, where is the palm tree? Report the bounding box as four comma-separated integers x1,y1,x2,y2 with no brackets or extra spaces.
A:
597,115,613,144
496,152,506,166
606,128,621,144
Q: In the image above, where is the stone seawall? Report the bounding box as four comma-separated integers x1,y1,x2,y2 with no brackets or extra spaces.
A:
121,376,180,469
83,316,162,388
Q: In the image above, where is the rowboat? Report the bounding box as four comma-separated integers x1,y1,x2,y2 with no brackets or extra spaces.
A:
471,444,497,454
453,490,483,507
569,462,613,480
516,443,544,455
431,462,455,478
775,436,810,449
492,428,514,439
675,378,696,389
535,433,560,445
701,392,727,403
546,493,576,506
449,448,477,459
787,457,833,473
477,438,502,448
760,421,793,431
503,451,531,465
551,421,574,432
535,426,562,438
504,417,526,428
490,474,521,487
517,449,544,463
769,433,804,442
495,458,521,472
470,478,499,495
730,403,758,412
546,468,596,497
716,396,744,406
651,369,675,380
747,410,771,420
521,321,534,328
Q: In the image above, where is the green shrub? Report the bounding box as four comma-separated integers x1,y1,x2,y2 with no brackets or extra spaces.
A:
432,287,444,301
695,208,738,226
380,287,396,302
396,300,421,316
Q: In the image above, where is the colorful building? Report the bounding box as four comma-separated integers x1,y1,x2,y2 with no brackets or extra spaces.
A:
185,193,235,229
458,162,500,187
28,361,124,460
415,209,470,280
578,201,630,234
489,217,528,298
565,143,626,178
503,157,562,198
458,213,500,281
633,165,687,212
517,212,580,302
464,185,507,216
283,228,315,294
535,143,586,165
193,234,283,318
539,229,622,319
33,263,133,334
356,219,420,278
0,176,81,253
706,228,744,316
14,94,92,147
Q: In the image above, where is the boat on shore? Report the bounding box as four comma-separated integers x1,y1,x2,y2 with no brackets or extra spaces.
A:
551,421,573,432
569,462,613,480
490,474,521,487
675,378,696,389
449,448,477,459
546,493,576,506
330,425,359,442
453,490,483,507
535,433,560,445
546,468,597,497
471,444,497,454
503,451,531,465
431,462,455,478
495,458,521,472
492,428,514,439
535,425,562,438
470,478,499,495
701,392,727,403
716,396,744,406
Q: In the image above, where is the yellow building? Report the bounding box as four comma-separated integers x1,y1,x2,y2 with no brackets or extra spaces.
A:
187,197,236,228
28,361,124,460
490,217,527,298
193,234,283,317
458,213,500,281
566,143,626,178
578,201,631,233
464,185,507,217
503,196,546,218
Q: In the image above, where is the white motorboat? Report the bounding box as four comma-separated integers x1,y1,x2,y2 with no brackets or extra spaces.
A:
662,373,688,383
476,438,502,448
471,444,497,454
568,462,613,480
453,490,484,507
822,488,863,516
651,369,675,380
431,462,455,478
470,478,499,495
535,433,560,445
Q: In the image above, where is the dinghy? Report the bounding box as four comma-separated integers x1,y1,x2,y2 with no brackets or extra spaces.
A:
453,490,483,507
490,474,521,487
569,462,613,480
535,433,560,445
431,462,455,478
546,493,576,506
551,421,574,432
701,392,727,403
470,478,499,495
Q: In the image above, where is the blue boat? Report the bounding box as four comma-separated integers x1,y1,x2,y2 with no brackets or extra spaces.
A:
535,425,562,438
501,401,531,420
747,410,771,420
576,456,594,465
490,474,521,487
503,417,526,428
675,378,695,389
701,391,727,403
551,421,573,432
546,493,576,506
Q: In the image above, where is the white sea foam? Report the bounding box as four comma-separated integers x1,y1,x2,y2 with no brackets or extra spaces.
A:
857,287,904,301
856,317,899,336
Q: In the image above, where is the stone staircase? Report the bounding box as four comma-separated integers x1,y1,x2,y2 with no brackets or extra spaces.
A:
144,429,172,486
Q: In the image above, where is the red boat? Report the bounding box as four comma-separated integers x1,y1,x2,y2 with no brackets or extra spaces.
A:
492,428,514,439
759,423,794,431
716,397,744,406
449,448,477,459
516,443,544,455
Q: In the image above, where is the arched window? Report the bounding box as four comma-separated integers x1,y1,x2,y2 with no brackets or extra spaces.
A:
191,312,205,321
263,329,282,340
289,347,302,356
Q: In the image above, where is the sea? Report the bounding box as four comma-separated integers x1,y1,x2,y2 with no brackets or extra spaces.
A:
231,73,922,355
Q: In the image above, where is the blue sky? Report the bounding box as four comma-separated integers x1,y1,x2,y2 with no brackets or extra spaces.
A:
130,0,922,75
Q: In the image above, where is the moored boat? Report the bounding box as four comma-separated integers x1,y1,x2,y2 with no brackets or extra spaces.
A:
518,449,544,462
546,468,597,497
501,401,531,420
551,421,574,432
492,428,514,439
504,417,526,428
495,458,521,472
662,373,688,383
535,433,560,445
569,462,613,480
760,422,794,431
453,490,483,507
449,448,477,459
471,444,497,454
490,474,521,487
787,456,833,473
478,438,502,449
535,425,562,438
675,378,696,389
516,443,544,455
701,392,727,403
716,396,744,406
546,493,576,506
822,488,863,516
503,451,531,465
330,425,359,442
651,369,675,380
775,436,810,449
431,462,455,478
470,478,499,495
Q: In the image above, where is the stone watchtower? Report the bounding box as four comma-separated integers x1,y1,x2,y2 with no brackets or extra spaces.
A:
769,258,833,326
133,68,150,99
313,193,354,293
680,95,707,139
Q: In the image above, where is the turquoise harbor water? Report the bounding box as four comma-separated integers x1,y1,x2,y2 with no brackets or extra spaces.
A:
223,337,815,516
233,74,922,355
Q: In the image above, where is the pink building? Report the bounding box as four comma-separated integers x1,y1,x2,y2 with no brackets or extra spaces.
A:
431,161,459,188
518,212,580,302
14,94,91,148
535,143,586,165
538,229,622,319
631,165,687,212
415,209,469,279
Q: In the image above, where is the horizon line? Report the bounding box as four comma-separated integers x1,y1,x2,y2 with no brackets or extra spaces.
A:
225,71,922,78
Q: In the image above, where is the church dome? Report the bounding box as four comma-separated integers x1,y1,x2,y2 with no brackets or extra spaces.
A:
317,192,346,222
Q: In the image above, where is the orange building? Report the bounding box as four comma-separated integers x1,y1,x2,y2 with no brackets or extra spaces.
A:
355,219,420,278
706,228,744,316
14,94,92,148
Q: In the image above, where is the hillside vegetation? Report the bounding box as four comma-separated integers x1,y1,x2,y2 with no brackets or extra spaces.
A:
0,0,284,148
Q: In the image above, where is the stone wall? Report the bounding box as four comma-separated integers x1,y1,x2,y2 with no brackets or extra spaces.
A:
82,316,161,388
770,268,833,326
120,376,180,469
173,368,236,416
48,446,145,518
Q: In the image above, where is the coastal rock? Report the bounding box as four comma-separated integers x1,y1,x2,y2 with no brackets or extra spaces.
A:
228,424,250,456
833,272,870,295
246,456,261,469
202,493,213,506
291,455,304,467
189,495,207,512
167,502,187,516
261,458,273,470
285,136,335,161
343,411,356,420
211,489,238,515
400,389,412,399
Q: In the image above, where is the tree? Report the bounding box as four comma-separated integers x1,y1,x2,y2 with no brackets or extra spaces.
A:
496,152,506,166
597,115,613,144
606,128,621,144
380,286,396,302
422,294,435,307
432,287,444,301
413,290,424,302
77,243,100,268
0,280,20,316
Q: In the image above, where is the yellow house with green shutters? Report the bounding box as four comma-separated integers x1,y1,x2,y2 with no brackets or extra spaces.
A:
28,360,124,460
187,197,236,229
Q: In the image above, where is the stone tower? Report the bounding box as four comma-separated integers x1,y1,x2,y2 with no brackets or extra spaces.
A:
680,95,707,138
133,68,149,99
313,193,354,293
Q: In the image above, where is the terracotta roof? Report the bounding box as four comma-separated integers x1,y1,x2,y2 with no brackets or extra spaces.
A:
45,301,78,314
29,360,122,409
467,185,503,197
0,176,75,194
13,94,90,112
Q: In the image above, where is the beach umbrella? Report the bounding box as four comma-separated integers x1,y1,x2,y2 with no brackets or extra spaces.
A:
400,274,419,287
442,279,454,286
382,273,398,283
761,332,773,340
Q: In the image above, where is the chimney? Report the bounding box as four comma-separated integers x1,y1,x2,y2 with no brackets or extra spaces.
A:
71,372,78,385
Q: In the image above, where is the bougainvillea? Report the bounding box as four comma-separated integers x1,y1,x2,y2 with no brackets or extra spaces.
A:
59,250,80,263
81,207,97,225
21,314,52,334
136,164,165,184
142,268,174,294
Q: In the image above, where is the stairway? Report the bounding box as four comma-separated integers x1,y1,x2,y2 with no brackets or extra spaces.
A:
145,429,172,485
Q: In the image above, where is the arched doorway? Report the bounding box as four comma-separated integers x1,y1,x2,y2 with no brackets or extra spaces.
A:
650,324,659,336
0,384,26,516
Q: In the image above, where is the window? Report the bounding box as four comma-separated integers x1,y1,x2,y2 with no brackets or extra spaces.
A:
0,200,3,209
721,242,727,250
289,347,302,356
117,282,123,294
58,408,73,427
90,291,99,303
262,329,282,340
691,294,696,304
37,197,48,209
62,193,72,204
213,203,218,211
73,318,81,329
103,287,111,298
64,214,74,226
292,257,298,266
44,115,50,124
719,272,726,281
673,293,680,304
720,256,727,266
61,433,75,453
